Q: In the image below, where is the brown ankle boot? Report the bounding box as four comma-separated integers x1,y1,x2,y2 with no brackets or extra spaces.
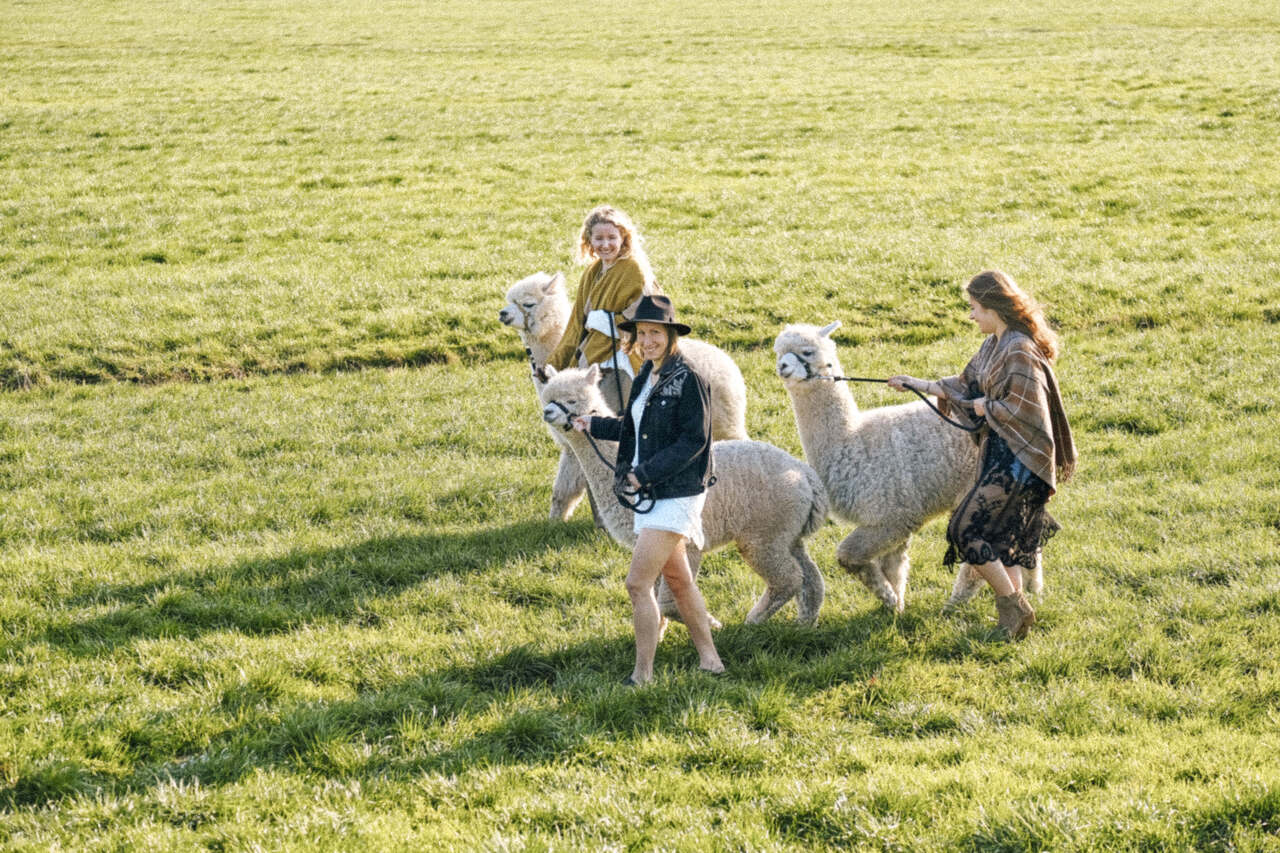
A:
995,592,1035,640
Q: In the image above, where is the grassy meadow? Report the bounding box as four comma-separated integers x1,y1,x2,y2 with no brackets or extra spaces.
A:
3,0,1279,849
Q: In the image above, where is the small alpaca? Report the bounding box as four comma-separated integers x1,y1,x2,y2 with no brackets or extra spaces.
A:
776,321,1001,612
500,271,750,521
539,365,827,625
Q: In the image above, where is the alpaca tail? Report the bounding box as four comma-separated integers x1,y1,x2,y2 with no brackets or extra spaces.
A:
791,540,826,626
800,465,830,539
791,465,829,626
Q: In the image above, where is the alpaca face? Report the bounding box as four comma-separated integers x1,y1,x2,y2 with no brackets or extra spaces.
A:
538,366,607,429
774,322,841,384
498,272,566,336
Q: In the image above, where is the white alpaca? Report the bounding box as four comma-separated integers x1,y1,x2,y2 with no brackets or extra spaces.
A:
539,365,827,625
499,272,590,521
500,271,750,522
775,321,1036,612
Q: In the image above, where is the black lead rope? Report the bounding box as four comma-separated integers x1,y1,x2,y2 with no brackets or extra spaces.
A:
801,361,983,433
831,376,981,433
546,400,656,514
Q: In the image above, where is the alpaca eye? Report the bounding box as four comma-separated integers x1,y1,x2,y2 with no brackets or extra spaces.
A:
566,398,577,405
522,302,535,308
802,349,816,358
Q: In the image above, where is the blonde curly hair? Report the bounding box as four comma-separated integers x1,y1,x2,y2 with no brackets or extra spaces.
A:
574,205,657,292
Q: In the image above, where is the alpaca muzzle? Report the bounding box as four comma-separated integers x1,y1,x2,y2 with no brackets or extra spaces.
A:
776,352,812,380
542,403,570,430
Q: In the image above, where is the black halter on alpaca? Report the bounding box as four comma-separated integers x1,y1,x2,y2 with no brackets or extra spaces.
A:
545,399,656,514
796,357,982,434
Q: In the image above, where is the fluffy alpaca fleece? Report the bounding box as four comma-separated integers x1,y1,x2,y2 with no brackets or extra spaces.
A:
500,271,750,522
499,272,588,521
775,321,1027,612
539,365,827,625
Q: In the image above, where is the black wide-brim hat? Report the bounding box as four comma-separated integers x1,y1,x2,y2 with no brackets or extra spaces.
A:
617,294,692,336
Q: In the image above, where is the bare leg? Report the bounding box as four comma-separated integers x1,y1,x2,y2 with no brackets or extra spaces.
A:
660,541,724,673
972,559,1015,596
1004,563,1024,594
625,529,721,683
657,546,721,629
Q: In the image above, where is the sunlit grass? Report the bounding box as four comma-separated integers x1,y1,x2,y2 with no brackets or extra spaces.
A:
2,0,1278,849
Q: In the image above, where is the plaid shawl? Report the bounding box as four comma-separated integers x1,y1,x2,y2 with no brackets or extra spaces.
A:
936,330,1076,492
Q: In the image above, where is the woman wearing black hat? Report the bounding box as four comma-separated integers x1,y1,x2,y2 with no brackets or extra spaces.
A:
572,295,724,685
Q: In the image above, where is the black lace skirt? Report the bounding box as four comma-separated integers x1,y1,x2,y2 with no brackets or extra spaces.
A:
945,429,1060,568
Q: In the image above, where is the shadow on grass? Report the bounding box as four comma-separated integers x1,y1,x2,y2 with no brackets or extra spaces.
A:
15,518,599,656
2,605,907,811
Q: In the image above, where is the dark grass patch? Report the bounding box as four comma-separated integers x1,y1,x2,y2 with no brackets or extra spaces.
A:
1086,412,1170,435
1184,787,1280,850
481,710,575,762
1,759,97,808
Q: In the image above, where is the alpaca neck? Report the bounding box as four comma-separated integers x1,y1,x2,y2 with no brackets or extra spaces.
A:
789,377,862,466
561,426,633,543
531,301,572,366
523,325,562,367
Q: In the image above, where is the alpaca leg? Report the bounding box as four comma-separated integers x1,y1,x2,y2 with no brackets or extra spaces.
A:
943,563,985,612
791,541,825,626
836,526,905,611
548,446,588,521
877,545,910,614
1023,550,1044,595
743,544,802,625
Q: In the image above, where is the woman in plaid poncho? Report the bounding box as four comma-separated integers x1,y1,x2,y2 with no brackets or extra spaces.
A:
889,270,1077,640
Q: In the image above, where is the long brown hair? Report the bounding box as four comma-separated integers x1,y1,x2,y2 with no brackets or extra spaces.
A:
967,270,1059,362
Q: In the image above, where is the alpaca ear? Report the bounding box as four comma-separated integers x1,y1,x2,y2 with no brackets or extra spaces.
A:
818,321,842,338
544,365,558,378
544,272,564,294
584,364,601,384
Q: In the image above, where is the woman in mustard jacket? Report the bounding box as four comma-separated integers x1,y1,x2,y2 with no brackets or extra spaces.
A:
545,205,658,412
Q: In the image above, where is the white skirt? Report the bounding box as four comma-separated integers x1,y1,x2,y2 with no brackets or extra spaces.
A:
633,491,706,551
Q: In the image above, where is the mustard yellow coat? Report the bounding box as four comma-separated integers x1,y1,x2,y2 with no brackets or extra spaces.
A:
547,257,647,372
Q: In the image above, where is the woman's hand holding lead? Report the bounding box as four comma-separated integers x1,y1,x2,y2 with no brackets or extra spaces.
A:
626,472,641,490
887,375,918,392
571,416,591,432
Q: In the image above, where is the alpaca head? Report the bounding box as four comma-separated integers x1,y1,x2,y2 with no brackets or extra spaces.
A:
538,365,611,431
774,321,844,386
498,272,568,338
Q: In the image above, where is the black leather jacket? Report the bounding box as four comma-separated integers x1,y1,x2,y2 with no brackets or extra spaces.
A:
587,352,714,505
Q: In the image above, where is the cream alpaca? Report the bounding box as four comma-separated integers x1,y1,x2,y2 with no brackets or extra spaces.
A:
500,271,750,521
775,321,1026,612
539,365,827,625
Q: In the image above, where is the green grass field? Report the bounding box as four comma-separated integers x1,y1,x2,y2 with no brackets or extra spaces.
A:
3,0,1279,849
